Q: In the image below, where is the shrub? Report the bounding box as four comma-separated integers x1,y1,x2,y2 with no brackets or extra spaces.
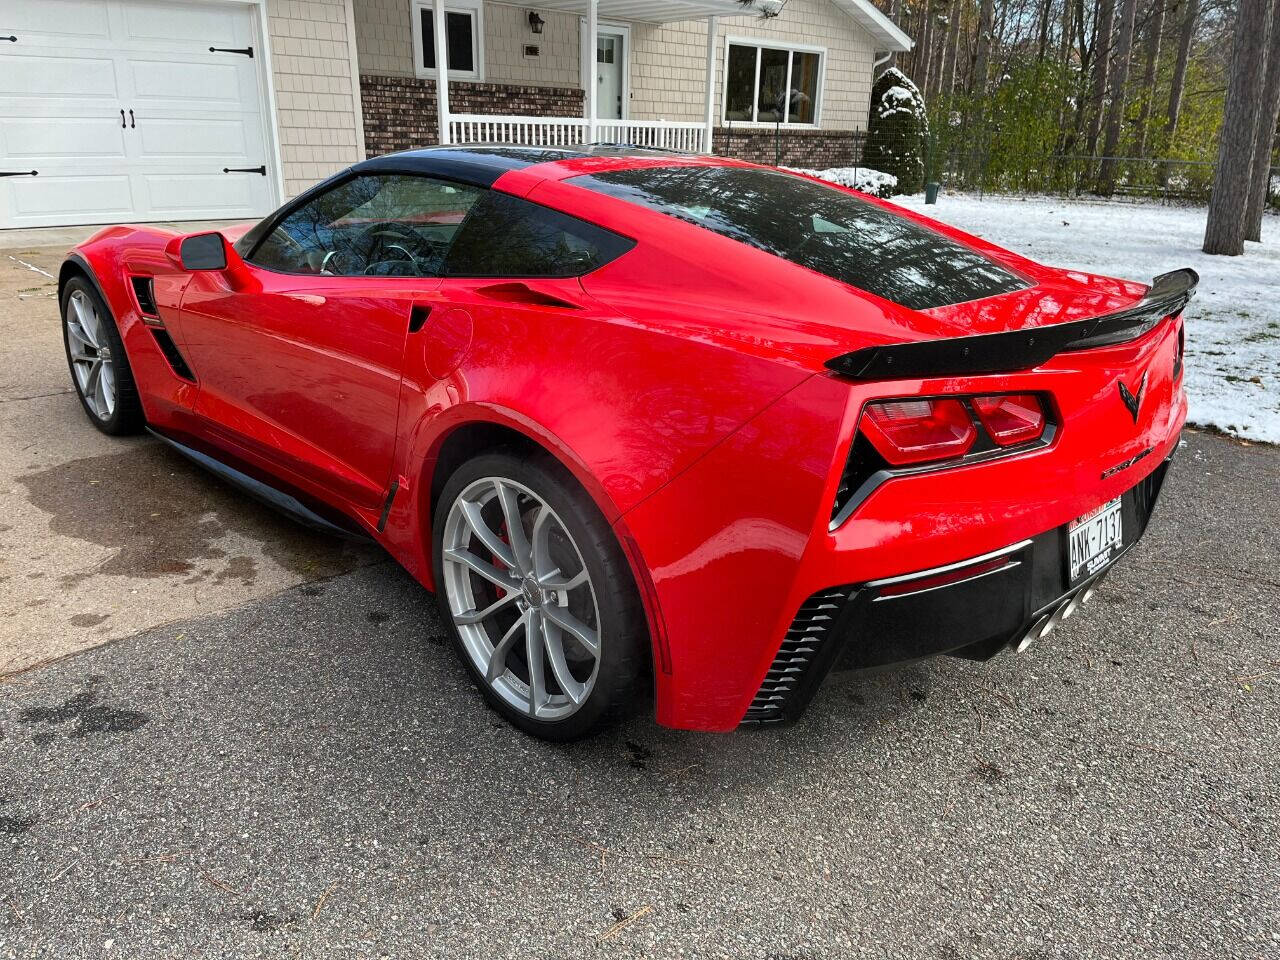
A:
865,68,928,195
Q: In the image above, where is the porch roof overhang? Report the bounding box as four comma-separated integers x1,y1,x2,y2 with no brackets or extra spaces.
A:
529,0,912,51
530,0,769,25
831,0,913,52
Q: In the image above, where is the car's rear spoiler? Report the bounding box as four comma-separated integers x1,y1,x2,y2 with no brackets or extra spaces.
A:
825,268,1198,381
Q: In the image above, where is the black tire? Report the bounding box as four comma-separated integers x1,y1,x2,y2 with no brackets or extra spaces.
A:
60,274,145,436
431,449,648,741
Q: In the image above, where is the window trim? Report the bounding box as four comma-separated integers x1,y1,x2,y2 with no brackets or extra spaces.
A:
411,0,485,82
721,35,825,128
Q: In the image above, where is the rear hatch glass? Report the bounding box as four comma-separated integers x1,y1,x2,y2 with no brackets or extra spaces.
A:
570,166,1030,310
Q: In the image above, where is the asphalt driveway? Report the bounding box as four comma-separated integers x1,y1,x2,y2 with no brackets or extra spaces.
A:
2,427,1278,959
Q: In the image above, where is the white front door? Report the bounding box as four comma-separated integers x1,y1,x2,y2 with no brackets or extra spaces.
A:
595,28,625,120
0,0,278,229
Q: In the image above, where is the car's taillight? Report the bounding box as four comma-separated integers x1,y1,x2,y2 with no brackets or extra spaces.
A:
861,398,976,465
970,393,1047,446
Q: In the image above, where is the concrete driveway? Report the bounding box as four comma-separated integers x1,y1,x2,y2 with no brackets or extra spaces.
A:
0,241,380,678
1,235,1278,958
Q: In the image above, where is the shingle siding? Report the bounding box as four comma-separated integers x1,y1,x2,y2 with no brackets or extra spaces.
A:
266,0,365,197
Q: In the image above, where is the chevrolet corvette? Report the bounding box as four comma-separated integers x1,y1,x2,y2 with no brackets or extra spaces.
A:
58,146,1194,738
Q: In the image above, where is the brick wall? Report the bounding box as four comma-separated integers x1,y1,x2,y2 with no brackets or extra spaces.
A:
714,128,867,168
360,75,584,157
267,0,365,198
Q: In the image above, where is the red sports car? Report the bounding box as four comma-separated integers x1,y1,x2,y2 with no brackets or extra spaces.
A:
59,146,1193,739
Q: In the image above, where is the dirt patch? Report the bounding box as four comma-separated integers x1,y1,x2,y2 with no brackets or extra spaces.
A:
18,444,365,586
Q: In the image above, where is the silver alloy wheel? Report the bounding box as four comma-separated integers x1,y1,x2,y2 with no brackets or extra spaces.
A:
442,476,602,720
65,289,116,420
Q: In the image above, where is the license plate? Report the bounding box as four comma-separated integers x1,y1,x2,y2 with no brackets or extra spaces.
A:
1068,497,1124,583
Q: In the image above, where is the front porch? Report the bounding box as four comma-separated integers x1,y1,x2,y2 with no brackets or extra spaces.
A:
353,0,912,167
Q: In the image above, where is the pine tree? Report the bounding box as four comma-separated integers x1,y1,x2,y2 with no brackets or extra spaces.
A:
865,68,930,195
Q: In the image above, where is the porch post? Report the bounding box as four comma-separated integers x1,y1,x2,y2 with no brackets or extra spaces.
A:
434,0,451,144
703,16,717,154
586,0,598,142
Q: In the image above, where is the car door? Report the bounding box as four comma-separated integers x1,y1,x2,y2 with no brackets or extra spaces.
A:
177,173,485,509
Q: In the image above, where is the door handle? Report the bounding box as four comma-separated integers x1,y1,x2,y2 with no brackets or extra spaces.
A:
474,281,581,310
408,304,431,333
129,109,135,128
120,109,126,128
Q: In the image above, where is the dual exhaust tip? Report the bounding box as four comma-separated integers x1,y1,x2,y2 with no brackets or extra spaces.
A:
1014,572,1107,654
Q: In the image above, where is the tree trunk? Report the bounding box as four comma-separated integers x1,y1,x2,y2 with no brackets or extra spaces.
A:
971,0,996,94
1134,0,1167,157
1244,0,1280,242
1204,0,1275,255
1037,0,1054,60
1098,0,1140,188
886,0,903,71
919,1,935,97
940,0,962,95
1086,0,1117,156
1165,0,1199,149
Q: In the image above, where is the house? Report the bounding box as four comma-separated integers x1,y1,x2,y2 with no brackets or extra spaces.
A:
0,0,910,229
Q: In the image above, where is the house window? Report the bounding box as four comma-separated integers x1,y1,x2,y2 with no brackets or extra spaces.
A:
412,0,483,80
723,40,822,125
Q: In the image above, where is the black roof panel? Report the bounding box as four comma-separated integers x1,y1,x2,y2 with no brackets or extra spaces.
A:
350,144,683,187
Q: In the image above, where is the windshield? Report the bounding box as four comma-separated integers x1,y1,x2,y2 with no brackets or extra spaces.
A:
570,166,1030,310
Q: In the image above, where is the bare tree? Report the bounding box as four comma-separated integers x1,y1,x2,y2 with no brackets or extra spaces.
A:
1134,0,1168,156
971,0,996,93
1165,0,1200,147
1098,0,1141,186
1086,0,1118,154
1204,0,1275,254
1244,0,1280,240
940,0,962,94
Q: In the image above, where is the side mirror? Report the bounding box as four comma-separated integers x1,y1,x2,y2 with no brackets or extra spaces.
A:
179,232,229,271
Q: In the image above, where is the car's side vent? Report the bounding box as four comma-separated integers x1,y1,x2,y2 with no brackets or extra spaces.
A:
741,587,849,724
150,328,196,382
130,275,159,318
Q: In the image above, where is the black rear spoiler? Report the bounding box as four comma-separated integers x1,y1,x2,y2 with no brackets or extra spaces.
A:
825,268,1198,381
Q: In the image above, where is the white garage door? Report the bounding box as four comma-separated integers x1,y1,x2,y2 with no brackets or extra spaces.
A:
0,0,278,229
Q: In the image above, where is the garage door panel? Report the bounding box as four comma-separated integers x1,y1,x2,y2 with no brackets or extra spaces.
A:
0,55,119,98
127,59,253,110
135,118,252,159
0,119,128,160
120,0,245,48
6,175,134,222
0,0,278,228
141,173,269,219
0,0,111,43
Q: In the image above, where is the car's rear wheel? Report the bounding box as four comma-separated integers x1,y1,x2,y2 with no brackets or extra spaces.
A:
60,276,144,435
432,450,646,740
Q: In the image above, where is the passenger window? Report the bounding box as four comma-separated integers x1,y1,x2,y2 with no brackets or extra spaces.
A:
249,174,484,277
443,191,634,278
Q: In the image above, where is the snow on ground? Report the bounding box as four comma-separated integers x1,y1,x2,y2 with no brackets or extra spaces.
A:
889,192,1280,444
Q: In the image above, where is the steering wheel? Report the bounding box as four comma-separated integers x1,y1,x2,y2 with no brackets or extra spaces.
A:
355,222,441,276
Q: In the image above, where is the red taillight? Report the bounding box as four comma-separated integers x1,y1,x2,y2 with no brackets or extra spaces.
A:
861,398,976,465
970,393,1047,446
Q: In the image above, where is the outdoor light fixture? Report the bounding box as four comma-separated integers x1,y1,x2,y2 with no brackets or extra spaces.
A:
528,11,544,33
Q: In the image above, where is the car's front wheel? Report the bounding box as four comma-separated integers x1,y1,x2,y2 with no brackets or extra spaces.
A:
60,276,144,435
432,450,647,740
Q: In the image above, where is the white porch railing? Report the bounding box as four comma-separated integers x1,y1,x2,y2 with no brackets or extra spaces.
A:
448,114,708,153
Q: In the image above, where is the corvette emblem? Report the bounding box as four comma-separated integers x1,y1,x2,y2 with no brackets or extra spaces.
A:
1117,372,1148,424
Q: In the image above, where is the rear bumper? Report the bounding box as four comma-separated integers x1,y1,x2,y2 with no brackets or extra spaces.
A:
742,455,1172,724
